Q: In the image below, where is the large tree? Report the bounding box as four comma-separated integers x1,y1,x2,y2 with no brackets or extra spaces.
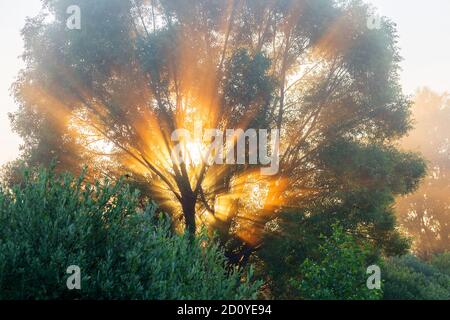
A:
9,0,424,256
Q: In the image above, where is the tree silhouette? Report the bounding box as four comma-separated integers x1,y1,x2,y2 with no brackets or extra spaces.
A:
9,0,424,255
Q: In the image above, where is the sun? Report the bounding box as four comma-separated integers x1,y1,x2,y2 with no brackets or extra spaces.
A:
185,141,204,166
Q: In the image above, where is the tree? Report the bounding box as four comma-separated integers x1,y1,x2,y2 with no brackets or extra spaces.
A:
396,88,450,257
10,0,425,257
258,141,424,296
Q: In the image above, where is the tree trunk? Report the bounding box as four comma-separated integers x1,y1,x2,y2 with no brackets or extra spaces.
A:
182,193,197,236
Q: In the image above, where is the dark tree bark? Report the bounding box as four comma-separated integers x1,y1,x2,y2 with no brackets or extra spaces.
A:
181,192,197,236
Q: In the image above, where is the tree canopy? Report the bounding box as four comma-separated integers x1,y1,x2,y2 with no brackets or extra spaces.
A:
9,0,425,260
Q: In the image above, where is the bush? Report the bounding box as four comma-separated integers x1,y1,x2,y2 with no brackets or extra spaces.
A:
430,253,450,276
0,168,260,300
290,225,382,300
383,254,450,300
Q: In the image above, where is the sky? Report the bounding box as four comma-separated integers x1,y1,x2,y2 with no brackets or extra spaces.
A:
0,0,449,166
0,0,42,165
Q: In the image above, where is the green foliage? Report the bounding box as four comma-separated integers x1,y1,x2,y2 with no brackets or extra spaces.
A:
431,253,450,276
288,225,382,300
309,139,426,256
0,168,261,300
258,139,426,298
5,0,432,300
222,49,275,128
383,254,450,300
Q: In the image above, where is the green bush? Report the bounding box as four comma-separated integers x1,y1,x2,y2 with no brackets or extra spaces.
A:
290,225,382,300
430,253,450,276
0,169,260,300
383,254,450,300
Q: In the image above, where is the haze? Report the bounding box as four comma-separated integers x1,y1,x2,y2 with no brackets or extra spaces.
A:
0,0,449,165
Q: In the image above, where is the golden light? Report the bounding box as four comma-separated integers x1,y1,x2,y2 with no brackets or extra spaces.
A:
185,141,204,166
19,1,300,244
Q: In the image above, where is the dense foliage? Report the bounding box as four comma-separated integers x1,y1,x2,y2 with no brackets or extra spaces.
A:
383,254,450,300
0,169,260,300
290,225,382,300
3,0,445,301
258,223,382,299
9,0,426,259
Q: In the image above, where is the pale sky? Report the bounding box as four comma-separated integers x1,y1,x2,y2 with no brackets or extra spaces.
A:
0,0,449,166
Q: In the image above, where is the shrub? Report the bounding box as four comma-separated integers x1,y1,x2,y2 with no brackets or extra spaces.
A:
383,254,450,300
290,225,382,300
430,252,450,276
0,168,260,300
